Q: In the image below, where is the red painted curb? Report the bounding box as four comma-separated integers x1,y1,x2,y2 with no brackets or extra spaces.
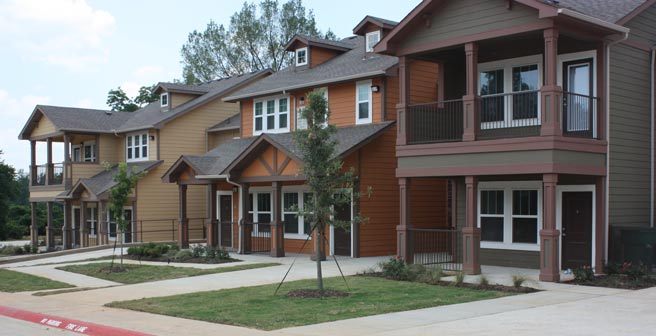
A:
0,305,153,336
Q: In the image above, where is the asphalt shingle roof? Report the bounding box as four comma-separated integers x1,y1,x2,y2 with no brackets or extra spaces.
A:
208,113,240,132
72,161,162,197
34,106,132,134
554,0,647,23
225,35,398,100
184,137,257,176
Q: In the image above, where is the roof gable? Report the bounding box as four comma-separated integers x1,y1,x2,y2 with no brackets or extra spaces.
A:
353,15,398,35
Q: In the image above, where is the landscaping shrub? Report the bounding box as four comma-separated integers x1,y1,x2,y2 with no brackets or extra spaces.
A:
173,250,193,262
127,243,175,259
512,275,527,288
479,275,489,287
417,266,443,284
573,266,595,282
379,258,410,280
453,272,465,286
0,244,34,256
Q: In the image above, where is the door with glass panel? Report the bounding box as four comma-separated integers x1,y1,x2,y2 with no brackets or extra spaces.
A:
218,194,233,248
562,58,594,137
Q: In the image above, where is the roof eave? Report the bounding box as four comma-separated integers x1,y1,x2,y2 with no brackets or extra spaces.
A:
557,8,630,34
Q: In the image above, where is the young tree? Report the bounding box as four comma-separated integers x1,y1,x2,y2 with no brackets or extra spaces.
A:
106,85,158,112
180,0,337,83
293,91,358,291
108,163,143,267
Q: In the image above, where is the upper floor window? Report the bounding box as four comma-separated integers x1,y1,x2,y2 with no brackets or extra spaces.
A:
365,31,381,52
72,141,96,163
356,80,372,124
126,133,148,162
160,93,169,107
296,47,308,66
254,96,289,135
297,88,328,130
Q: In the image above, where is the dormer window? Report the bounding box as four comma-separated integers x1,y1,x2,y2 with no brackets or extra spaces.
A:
295,47,308,66
365,31,381,52
160,93,169,107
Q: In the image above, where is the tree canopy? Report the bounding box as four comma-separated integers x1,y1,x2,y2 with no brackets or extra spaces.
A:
106,84,158,112
180,0,337,84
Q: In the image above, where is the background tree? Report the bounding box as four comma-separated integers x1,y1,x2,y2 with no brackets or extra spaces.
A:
293,91,360,292
0,151,16,241
106,85,158,112
108,163,143,268
180,0,337,83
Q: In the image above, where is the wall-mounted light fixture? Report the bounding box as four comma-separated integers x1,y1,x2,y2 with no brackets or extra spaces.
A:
150,135,155,141
371,85,380,93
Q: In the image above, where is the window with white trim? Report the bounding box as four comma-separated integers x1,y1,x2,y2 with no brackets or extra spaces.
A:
126,133,149,162
478,182,541,250
356,80,372,124
296,47,308,66
160,93,169,107
365,30,381,52
297,88,328,130
249,192,272,233
253,96,290,135
107,208,132,241
72,141,96,163
85,206,97,237
283,190,313,237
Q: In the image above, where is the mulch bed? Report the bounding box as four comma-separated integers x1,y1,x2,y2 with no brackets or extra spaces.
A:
565,274,656,290
286,289,351,298
117,255,239,264
361,272,538,293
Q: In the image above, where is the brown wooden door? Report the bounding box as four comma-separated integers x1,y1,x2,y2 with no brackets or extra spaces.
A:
219,194,233,248
561,192,593,269
333,202,351,256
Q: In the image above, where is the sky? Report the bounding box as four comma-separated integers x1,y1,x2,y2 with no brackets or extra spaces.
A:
0,0,421,172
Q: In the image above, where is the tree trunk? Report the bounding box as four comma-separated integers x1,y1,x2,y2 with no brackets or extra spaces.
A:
120,228,124,266
315,224,324,291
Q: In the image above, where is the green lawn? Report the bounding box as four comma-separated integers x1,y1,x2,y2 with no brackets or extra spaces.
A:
56,262,279,284
0,269,73,293
107,276,511,330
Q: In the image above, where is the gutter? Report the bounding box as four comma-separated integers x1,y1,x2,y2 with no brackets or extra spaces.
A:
651,46,656,228
223,70,388,102
557,8,630,35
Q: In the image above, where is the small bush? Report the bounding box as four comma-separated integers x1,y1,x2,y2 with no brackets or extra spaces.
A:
127,243,174,259
479,275,489,287
191,245,205,258
173,250,193,262
573,266,595,282
379,258,410,280
453,272,465,286
418,266,443,284
512,275,527,288
0,245,33,256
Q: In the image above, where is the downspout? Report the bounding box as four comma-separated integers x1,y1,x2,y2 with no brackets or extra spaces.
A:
651,46,656,227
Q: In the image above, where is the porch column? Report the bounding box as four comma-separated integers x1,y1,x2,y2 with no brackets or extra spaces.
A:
46,202,55,251
595,176,606,274
30,141,36,186
270,181,285,257
462,42,480,141
30,202,38,249
63,134,72,189
540,173,560,282
62,200,72,250
207,184,217,247
238,183,251,254
462,176,481,274
46,138,53,185
540,28,563,136
178,184,189,248
396,56,410,146
80,201,87,247
397,177,413,263
98,201,107,245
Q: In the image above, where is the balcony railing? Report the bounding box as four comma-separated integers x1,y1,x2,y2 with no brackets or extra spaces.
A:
51,163,64,185
478,90,541,139
31,162,64,186
563,91,597,139
407,100,463,144
32,165,47,186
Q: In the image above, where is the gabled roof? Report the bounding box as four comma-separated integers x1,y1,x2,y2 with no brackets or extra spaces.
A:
65,161,162,199
353,15,398,35
224,36,398,101
19,69,271,139
207,113,240,132
163,121,395,181
284,34,355,52
153,82,209,95
555,0,649,24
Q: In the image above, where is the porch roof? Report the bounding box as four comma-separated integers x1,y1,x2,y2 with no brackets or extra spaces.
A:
63,160,162,200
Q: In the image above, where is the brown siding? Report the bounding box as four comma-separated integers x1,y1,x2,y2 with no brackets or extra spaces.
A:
310,47,339,68
480,249,539,268
241,100,254,138
208,129,240,150
409,60,439,104
409,178,448,229
386,74,400,121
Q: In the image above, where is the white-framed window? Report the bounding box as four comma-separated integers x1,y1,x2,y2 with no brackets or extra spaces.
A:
85,206,97,237
72,141,96,163
160,93,169,107
107,207,133,241
249,191,272,234
295,47,308,66
478,55,542,129
365,30,381,52
297,87,328,130
282,188,314,239
478,181,541,251
356,80,372,124
126,133,149,162
253,96,290,135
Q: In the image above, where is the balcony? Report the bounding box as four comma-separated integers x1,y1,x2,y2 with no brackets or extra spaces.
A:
405,90,598,145
31,163,64,186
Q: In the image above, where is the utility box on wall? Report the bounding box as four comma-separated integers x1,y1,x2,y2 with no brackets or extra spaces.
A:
609,226,656,268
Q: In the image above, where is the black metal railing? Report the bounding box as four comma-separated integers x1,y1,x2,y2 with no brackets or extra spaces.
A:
563,91,597,139
410,228,462,271
51,163,64,185
242,221,271,253
32,164,47,186
478,90,541,139
407,100,463,144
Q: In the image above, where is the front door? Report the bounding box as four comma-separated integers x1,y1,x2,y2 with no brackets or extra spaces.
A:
333,202,351,256
561,192,593,269
218,194,233,248
562,58,594,137
73,208,80,247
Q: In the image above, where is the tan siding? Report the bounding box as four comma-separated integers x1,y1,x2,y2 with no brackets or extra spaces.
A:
98,134,120,164
31,116,57,138
148,130,158,161
71,163,105,183
170,93,198,108
208,129,240,150
241,100,254,138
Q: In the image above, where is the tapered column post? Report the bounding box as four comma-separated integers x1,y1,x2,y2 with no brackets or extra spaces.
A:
396,56,410,146
45,202,55,251
540,173,560,282
462,176,481,274
239,183,251,254
30,202,38,249
270,181,285,257
178,184,189,248
208,184,217,247
98,201,107,245
595,176,606,274
80,201,88,247
62,200,72,249
463,42,480,141
46,138,53,185
540,28,563,136
30,141,37,186
397,177,413,263
63,134,72,189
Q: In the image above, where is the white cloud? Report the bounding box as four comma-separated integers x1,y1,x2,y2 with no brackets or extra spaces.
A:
134,66,163,78
120,81,142,99
74,98,94,109
0,0,115,71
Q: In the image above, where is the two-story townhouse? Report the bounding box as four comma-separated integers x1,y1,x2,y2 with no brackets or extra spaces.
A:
18,70,270,250
375,0,656,282
163,16,450,258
